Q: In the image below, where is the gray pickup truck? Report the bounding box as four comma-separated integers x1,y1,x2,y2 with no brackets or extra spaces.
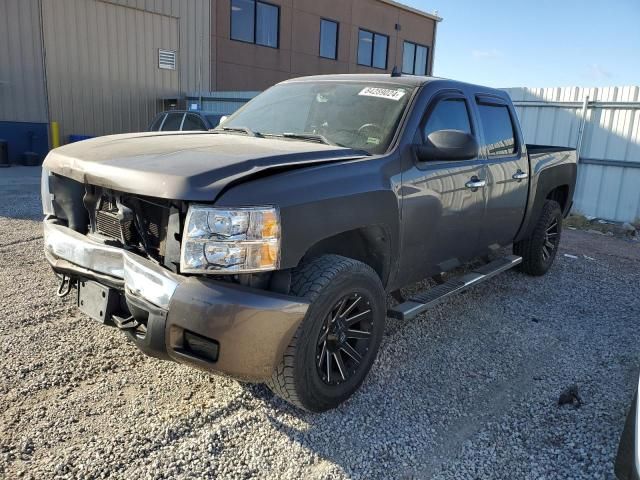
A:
41,74,577,411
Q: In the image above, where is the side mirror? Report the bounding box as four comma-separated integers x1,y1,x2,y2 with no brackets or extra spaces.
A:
415,129,479,162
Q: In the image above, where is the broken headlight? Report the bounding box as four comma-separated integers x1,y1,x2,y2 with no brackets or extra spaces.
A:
180,205,280,274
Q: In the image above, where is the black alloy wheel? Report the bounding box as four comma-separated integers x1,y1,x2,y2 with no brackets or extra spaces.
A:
267,255,386,412
541,216,560,262
514,199,563,276
316,292,374,385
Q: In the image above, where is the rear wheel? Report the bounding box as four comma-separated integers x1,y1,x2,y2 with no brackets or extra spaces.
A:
267,255,386,412
514,199,562,276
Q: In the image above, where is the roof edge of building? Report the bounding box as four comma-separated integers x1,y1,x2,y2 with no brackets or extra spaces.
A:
376,0,443,22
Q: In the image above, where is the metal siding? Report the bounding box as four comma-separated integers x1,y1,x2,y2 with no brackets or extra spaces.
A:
36,0,209,142
505,86,640,223
42,0,182,141
0,0,48,123
105,0,211,93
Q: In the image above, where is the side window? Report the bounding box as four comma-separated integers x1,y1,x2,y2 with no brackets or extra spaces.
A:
205,114,224,127
149,114,165,131
181,114,207,131
161,113,185,131
423,98,472,140
477,103,516,156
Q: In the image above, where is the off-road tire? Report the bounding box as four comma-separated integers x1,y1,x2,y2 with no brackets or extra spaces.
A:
514,200,562,276
266,255,386,412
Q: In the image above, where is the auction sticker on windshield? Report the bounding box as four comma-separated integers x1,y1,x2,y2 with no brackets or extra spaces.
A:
358,87,406,101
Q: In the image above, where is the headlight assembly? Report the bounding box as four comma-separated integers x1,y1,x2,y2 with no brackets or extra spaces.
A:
180,205,280,274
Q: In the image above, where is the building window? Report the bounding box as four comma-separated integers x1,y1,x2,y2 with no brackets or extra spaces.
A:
402,41,429,75
230,0,279,48
357,29,388,69
319,19,338,60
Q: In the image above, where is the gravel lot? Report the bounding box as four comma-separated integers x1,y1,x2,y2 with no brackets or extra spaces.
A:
1,167,639,479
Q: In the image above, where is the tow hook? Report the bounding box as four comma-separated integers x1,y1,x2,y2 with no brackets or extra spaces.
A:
112,314,139,330
56,274,74,297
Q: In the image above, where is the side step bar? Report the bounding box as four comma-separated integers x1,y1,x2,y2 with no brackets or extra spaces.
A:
387,255,522,321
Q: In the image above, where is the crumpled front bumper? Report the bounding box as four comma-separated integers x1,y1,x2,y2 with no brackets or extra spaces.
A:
43,218,309,381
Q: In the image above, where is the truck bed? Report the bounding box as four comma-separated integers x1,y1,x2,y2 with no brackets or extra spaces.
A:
527,144,576,155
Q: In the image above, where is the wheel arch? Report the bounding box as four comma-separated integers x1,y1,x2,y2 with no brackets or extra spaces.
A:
546,184,570,213
299,225,392,288
515,161,576,242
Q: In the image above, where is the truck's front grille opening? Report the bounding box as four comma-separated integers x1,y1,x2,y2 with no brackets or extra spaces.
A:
91,192,170,262
95,196,136,243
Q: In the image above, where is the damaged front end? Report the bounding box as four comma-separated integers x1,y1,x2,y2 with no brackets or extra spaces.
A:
41,169,308,381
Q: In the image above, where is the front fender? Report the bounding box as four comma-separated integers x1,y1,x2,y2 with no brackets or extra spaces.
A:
214,156,401,278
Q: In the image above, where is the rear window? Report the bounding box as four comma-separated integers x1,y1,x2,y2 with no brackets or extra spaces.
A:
161,113,184,131
181,114,207,131
477,103,516,156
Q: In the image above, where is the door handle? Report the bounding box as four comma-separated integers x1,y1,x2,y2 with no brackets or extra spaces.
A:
512,170,528,181
465,178,487,189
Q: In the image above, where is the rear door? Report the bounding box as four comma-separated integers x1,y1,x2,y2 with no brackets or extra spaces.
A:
474,96,529,248
398,92,487,284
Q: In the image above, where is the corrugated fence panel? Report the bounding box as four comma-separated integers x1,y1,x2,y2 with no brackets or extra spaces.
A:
504,86,640,223
0,0,48,123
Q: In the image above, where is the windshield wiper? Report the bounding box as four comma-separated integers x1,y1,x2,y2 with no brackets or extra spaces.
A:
217,126,262,137
280,132,336,146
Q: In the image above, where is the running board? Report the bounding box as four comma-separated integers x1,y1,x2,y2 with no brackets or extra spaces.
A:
387,255,522,321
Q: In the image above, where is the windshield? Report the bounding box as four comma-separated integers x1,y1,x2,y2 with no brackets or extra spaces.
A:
220,81,415,153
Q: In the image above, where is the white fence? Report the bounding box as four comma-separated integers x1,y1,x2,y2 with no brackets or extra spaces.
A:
504,86,640,223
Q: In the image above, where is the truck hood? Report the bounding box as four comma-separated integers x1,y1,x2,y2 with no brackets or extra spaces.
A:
43,131,367,201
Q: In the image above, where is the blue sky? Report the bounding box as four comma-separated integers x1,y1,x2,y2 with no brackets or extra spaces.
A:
402,0,640,88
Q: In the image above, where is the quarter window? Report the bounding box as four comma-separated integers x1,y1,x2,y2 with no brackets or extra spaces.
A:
319,19,338,59
424,99,472,139
231,0,279,48
477,103,516,156
357,29,388,69
150,114,166,131
402,41,429,75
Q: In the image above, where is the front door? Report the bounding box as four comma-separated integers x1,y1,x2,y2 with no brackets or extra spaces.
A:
397,93,487,286
474,96,529,248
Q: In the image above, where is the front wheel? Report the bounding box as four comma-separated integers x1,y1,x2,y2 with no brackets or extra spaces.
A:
267,255,386,412
514,199,563,276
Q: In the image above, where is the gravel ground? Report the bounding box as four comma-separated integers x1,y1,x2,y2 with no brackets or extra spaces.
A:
1,166,639,479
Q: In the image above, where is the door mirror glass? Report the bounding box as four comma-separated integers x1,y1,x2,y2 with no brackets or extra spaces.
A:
415,129,479,162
